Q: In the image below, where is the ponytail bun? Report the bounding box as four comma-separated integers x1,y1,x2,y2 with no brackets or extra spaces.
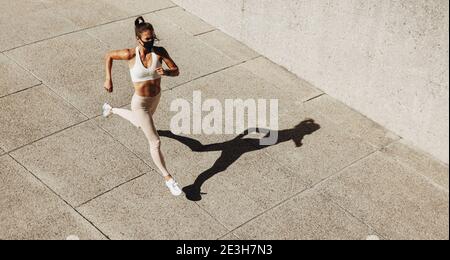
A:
135,16,145,27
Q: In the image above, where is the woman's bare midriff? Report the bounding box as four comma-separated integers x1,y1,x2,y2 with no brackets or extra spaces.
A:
133,78,162,97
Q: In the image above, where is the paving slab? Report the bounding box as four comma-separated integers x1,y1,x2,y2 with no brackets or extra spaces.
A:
0,0,48,19
239,57,324,102
0,154,105,240
0,19,25,52
196,29,260,63
85,18,143,50
93,89,190,168
86,10,202,50
305,94,400,148
5,31,110,87
0,7,79,51
233,188,375,240
107,0,176,16
156,6,215,36
5,31,133,118
254,110,376,187
0,85,87,152
77,174,228,240
0,53,41,98
171,66,377,188
189,147,308,230
173,62,320,124
318,151,449,240
95,88,309,229
163,41,237,90
9,120,152,207
0,0,52,51
381,139,449,190
57,65,134,118
41,0,175,30
40,0,129,29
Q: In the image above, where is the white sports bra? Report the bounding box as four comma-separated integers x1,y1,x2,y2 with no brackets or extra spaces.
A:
130,46,162,83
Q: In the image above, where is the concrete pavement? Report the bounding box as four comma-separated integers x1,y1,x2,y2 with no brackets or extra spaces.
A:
0,0,448,240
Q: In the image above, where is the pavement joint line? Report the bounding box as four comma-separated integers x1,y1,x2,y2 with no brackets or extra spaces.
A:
91,101,282,236
386,135,449,168
85,30,109,47
92,118,163,177
82,116,231,233
225,148,380,235
72,207,111,240
3,53,92,119
386,137,449,168
84,63,428,236
164,137,311,234
239,118,380,181
75,172,149,209
3,100,169,237
195,30,261,64
169,55,262,91
91,111,232,233
2,84,435,240
217,231,239,240
42,82,91,119
193,200,232,234
302,93,403,151
6,154,111,240
1,5,179,53
169,65,239,91
3,53,45,87
6,118,91,155
0,83,43,99
304,93,326,103
325,197,388,240
193,29,218,37
379,141,449,193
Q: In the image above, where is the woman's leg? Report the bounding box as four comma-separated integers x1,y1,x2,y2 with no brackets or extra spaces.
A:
111,107,141,128
134,109,171,178
112,90,161,127
148,91,161,116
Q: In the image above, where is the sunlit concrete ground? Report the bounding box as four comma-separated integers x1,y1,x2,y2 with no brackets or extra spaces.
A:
0,0,448,240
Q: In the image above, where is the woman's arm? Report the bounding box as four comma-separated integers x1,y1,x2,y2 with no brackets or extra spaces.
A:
156,47,180,77
104,48,135,92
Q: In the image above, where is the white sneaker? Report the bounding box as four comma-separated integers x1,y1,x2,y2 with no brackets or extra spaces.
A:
102,103,113,118
165,178,182,196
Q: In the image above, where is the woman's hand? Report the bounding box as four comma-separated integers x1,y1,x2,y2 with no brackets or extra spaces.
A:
156,67,166,76
156,67,179,77
104,79,113,93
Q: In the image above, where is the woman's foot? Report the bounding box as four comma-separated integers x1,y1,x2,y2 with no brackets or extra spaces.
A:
102,103,113,117
165,178,182,196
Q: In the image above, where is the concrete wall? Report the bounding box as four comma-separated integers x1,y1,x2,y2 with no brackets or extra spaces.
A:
172,0,449,164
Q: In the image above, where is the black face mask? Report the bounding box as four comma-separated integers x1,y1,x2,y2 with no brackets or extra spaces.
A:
141,39,154,52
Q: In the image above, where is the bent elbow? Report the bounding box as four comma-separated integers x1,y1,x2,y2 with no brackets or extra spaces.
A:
104,52,112,61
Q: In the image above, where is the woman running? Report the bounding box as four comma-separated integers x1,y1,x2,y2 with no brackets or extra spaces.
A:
102,16,182,196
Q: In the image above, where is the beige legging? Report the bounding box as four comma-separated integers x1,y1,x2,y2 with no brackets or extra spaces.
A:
112,92,171,177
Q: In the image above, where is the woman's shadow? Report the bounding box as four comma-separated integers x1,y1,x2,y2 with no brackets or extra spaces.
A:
158,119,321,201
